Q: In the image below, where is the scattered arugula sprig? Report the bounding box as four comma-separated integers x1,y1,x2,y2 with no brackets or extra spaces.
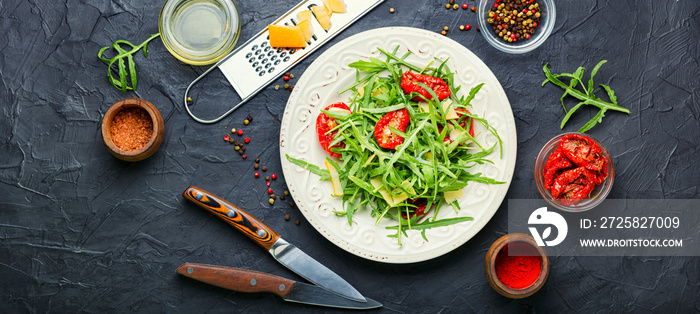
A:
98,33,160,93
542,60,630,133
287,46,504,245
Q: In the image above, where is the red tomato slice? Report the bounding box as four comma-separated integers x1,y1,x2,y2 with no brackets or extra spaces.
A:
543,147,574,190
440,109,475,144
374,108,409,149
559,134,606,172
400,72,451,102
316,102,351,158
400,199,429,219
551,167,596,201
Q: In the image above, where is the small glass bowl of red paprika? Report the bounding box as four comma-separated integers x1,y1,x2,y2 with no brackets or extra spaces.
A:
534,132,614,212
477,0,556,54
485,233,549,298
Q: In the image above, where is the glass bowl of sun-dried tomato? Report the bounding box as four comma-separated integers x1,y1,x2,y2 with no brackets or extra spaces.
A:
534,132,614,212
477,0,556,54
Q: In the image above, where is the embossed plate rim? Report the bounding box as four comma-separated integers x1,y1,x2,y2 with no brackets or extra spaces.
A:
279,27,517,264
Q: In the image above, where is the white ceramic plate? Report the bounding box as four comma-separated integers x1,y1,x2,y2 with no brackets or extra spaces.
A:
280,27,516,263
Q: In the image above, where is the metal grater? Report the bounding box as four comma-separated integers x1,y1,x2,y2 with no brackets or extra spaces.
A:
184,0,385,124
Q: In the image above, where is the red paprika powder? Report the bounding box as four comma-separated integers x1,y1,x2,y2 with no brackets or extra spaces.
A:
494,242,542,289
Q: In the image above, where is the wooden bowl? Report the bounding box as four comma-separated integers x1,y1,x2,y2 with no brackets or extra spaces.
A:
485,233,549,299
101,98,164,162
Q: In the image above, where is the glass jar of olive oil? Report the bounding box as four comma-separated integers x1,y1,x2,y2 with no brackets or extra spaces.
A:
159,0,240,65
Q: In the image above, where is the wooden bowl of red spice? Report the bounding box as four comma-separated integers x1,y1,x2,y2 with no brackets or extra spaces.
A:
101,98,164,162
485,233,549,299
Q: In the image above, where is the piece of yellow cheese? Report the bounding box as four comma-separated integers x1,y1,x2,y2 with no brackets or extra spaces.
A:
296,19,313,42
325,161,343,196
442,99,459,120
370,177,413,207
268,24,307,48
444,189,464,204
297,9,313,23
322,0,347,13
312,5,332,31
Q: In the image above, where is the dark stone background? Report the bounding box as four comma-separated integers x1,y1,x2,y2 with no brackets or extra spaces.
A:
1,0,699,312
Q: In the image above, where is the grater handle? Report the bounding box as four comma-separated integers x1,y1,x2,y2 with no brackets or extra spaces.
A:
183,66,251,124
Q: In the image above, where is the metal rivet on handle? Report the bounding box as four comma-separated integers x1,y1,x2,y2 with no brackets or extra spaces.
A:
187,267,193,274
227,210,236,218
194,192,203,201
250,279,257,286
278,284,285,291
257,229,266,237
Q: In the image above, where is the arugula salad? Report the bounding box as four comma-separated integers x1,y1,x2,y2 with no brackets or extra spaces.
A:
287,46,503,245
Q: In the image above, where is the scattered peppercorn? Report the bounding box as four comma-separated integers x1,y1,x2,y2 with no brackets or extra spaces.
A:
280,194,286,200
265,175,271,181
295,219,300,226
187,97,193,102
262,166,268,171
275,85,280,90
288,85,294,91
271,174,277,180
266,181,271,187
462,3,468,9
389,8,395,13
223,134,230,142
284,214,290,221
244,119,249,125
471,6,476,12
441,30,447,35
445,3,451,9
247,115,253,122
285,72,290,76
254,163,259,169
271,194,277,200
466,24,472,31
289,201,295,207
459,25,465,31
269,198,275,205
234,145,240,151
283,75,290,81
284,190,289,196
443,26,449,31
237,129,243,136
449,0,455,4
268,188,274,195
254,172,260,178
242,154,247,159
244,137,250,144
231,128,236,133
453,4,459,10
290,74,294,79
255,158,260,163
284,84,290,89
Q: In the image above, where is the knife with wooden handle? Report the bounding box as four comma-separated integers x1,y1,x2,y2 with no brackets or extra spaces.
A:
176,263,382,310
182,186,366,303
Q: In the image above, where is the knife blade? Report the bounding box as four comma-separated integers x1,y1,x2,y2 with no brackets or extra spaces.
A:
176,263,382,310
182,186,366,303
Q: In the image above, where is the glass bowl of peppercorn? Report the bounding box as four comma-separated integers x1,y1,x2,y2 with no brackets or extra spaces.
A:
477,0,556,54
534,132,615,212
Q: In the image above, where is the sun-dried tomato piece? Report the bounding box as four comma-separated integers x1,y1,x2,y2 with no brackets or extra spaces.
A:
374,108,410,149
400,72,451,102
316,102,351,158
543,147,574,190
551,167,596,200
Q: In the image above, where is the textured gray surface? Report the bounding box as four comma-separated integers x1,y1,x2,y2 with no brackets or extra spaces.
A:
1,0,699,312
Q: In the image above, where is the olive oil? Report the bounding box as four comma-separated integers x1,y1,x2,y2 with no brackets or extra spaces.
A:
173,0,226,50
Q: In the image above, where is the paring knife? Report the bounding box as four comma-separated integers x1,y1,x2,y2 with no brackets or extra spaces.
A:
182,186,366,303
176,263,382,310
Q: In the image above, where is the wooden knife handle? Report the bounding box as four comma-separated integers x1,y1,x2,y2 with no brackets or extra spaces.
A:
183,186,281,250
177,263,295,298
